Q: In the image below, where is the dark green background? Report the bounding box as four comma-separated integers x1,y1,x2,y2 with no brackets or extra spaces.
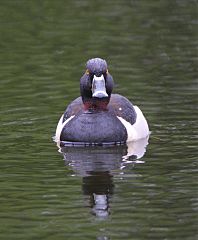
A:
0,1,197,239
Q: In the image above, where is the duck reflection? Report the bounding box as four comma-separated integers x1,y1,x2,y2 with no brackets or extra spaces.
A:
59,138,148,219
83,171,113,218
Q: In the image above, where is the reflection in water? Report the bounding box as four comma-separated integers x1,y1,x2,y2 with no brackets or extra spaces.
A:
82,172,113,219
59,138,149,219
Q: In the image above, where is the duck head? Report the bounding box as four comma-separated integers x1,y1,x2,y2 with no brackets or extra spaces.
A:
80,58,114,110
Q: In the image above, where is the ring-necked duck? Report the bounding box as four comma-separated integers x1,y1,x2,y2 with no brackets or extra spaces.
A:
55,58,149,146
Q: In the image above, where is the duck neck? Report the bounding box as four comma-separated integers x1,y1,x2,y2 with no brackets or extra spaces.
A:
83,97,110,111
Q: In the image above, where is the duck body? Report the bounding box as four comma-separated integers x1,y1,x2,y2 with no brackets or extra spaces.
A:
55,58,149,145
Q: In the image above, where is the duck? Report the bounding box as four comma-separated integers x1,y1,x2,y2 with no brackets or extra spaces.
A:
55,58,149,146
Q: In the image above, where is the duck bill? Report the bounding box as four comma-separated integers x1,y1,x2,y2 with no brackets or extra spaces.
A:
92,74,108,98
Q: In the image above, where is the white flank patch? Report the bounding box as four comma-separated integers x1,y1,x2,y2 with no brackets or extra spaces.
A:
122,137,149,161
117,106,149,142
55,115,75,142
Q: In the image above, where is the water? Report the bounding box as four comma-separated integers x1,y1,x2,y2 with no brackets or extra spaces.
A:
0,1,197,239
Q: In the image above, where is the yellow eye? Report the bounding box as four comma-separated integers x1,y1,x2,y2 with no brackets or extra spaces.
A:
85,69,90,75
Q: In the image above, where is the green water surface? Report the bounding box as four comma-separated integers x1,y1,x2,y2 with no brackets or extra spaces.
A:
0,1,197,240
